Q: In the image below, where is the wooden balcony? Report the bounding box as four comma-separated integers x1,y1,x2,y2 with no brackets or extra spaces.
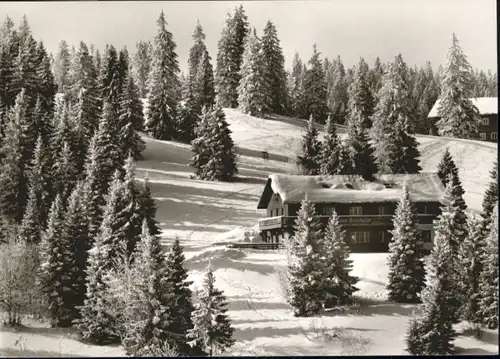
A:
258,214,437,231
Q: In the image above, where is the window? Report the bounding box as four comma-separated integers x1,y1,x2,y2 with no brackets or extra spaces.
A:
349,206,363,215
378,205,386,215
492,132,498,140
480,133,487,141
481,117,490,126
323,207,334,215
419,204,428,214
351,231,370,244
379,230,388,243
421,230,432,243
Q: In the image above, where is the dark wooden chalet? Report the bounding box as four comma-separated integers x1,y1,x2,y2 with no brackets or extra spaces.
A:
256,173,446,253
428,97,498,142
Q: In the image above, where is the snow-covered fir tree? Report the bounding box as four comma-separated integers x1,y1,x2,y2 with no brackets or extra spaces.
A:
406,230,457,355
287,195,324,316
53,40,72,95
321,209,359,308
371,54,421,174
260,20,287,114
433,180,465,323
436,33,480,139
302,44,329,123
0,90,30,222
17,182,43,244
136,177,162,237
119,154,141,257
52,141,78,204
11,25,38,105
98,44,121,108
347,58,374,129
296,116,322,175
318,114,344,175
132,40,152,98
478,205,499,329
38,194,75,327
237,29,269,117
75,221,119,344
164,238,195,355
346,113,378,181
215,6,249,108
386,186,426,303
122,220,176,355
34,41,57,115
189,106,238,181
327,56,349,125
457,213,486,324
289,52,306,117
118,72,146,160
63,181,91,322
187,262,235,356
436,148,467,212
144,11,180,140
480,160,498,237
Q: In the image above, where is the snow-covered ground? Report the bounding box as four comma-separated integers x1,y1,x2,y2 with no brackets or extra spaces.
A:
0,108,497,356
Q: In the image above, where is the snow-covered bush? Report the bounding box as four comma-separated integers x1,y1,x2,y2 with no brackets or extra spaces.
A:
0,240,42,326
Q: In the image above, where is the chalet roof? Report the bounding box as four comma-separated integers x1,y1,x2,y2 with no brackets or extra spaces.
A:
428,97,498,118
257,173,446,209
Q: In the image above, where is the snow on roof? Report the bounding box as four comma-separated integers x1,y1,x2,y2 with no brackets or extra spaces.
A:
261,173,445,205
428,97,498,118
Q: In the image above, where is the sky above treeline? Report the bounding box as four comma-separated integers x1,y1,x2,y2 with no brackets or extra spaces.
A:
1,0,497,74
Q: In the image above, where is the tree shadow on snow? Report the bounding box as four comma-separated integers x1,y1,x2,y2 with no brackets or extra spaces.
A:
228,299,291,312
455,347,498,355
233,326,305,342
323,298,420,318
458,328,499,346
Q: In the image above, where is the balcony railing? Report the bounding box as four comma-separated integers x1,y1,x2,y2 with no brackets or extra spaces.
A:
258,214,437,231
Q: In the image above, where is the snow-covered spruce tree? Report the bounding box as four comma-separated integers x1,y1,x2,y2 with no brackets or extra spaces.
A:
368,57,385,105
120,154,141,257
189,106,238,181
118,72,146,160
321,209,359,308
371,54,421,174
386,186,426,303
187,262,235,356
75,221,119,344
433,181,465,324
478,205,499,329
31,96,54,147
144,11,180,141
0,89,30,223
195,49,216,111
38,194,75,327
122,220,176,356
53,40,72,94
405,231,457,355
136,177,162,237
289,52,306,117
116,48,129,99
72,46,102,144
52,141,78,204
215,6,249,108
436,34,480,139
11,28,38,105
287,195,324,316
98,44,121,108
457,213,486,324
187,21,209,108
319,114,344,175
34,41,57,116
261,20,287,115
347,58,374,129
346,113,378,181
296,116,322,175
480,160,498,237
164,238,195,355
327,56,349,125
17,184,43,244
237,29,269,117
436,148,467,212
132,40,152,98
302,45,328,124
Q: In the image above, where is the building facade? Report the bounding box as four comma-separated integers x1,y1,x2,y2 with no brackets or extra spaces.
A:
257,174,445,253
427,97,498,142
